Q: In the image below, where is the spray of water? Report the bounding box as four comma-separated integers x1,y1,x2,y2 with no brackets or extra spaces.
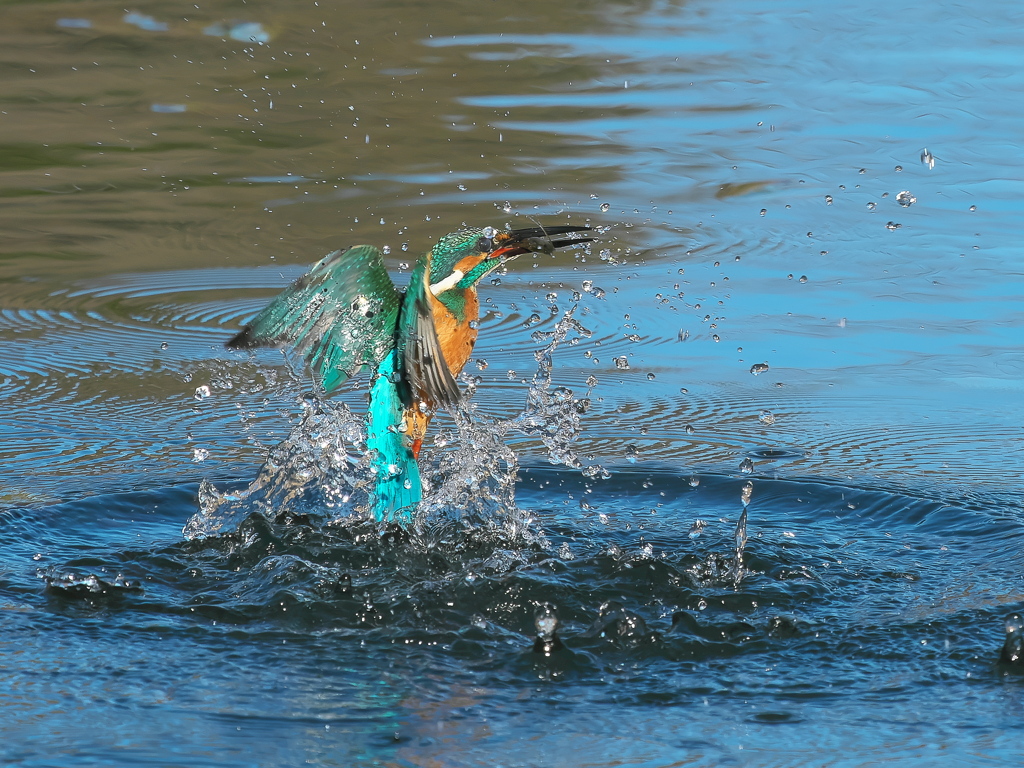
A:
184,305,598,542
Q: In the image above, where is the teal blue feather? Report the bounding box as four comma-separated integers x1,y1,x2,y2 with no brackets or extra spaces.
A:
366,350,421,523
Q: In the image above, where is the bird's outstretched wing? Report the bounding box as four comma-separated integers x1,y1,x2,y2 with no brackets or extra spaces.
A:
227,245,400,394
396,262,461,410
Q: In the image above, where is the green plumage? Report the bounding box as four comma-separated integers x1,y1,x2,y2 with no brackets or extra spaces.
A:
227,245,399,393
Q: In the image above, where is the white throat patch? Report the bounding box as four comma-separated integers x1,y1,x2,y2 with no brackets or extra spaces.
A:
428,269,464,296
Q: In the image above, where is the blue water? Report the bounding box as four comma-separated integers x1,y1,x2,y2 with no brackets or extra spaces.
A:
2,0,1024,765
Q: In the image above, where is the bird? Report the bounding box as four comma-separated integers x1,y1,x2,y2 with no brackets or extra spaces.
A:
226,224,591,524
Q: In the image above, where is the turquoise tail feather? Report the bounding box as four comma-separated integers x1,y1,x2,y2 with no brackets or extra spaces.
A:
366,350,421,523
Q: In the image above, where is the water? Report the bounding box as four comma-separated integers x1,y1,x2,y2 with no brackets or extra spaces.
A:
3,0,1024,764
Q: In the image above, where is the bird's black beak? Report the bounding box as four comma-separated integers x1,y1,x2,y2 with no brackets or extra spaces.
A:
488,225,593,260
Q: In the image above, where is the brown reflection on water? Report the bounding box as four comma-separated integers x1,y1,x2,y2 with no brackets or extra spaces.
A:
0,0,641,289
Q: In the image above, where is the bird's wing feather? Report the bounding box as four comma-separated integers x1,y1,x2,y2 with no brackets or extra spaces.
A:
397,262,461,409
227,245,400,394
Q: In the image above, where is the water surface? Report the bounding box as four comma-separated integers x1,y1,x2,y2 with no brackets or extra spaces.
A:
2,0,1023,765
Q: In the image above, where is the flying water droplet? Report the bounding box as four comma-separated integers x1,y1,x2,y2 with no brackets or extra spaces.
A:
613,356,630,370
896,190,916,207
759,208,767,216
731,507,749,584
533,603,564,655
646,373,656,380
600,202,610,213
920,148,935,170
1001,613,1024,665
750,362,770,375
684,424,695,435
741,480,753,506
194,385,211,400
688,475,700,487
688,519,706,539
866,201,876,211
739,457,754,474
885,221,902,231
758,410,775,425
969,205,977,212
824,195,833,205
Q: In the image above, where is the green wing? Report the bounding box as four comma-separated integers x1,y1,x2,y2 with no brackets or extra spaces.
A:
396,260,461,409
227,245,400,394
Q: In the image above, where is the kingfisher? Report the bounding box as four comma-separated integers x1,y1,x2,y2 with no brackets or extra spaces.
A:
227,224,591,524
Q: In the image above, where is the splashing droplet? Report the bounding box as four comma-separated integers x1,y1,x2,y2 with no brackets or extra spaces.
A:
758,410,775,425
741,480,753,506
600,202,610,213
750,362,770,375
688,519,706,539
920,148,935,169
732,507,749,584
613,356,630,370
194,385,211,400
885,221,902,231
739,457,754,474
533,603,564,655
896,190,916,207
1001,613,1024,665
824,195,833,205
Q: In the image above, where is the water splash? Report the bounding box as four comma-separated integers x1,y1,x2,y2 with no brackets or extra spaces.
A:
184,399,371,539
1000,613,1024,666
185,306,599,542
730,481,754,585
533,602,564,654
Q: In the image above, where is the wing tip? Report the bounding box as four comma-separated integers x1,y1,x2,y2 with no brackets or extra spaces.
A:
225,325,259,349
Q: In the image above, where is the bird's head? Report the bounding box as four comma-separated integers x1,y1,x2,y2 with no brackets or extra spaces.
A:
426,225,592,297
